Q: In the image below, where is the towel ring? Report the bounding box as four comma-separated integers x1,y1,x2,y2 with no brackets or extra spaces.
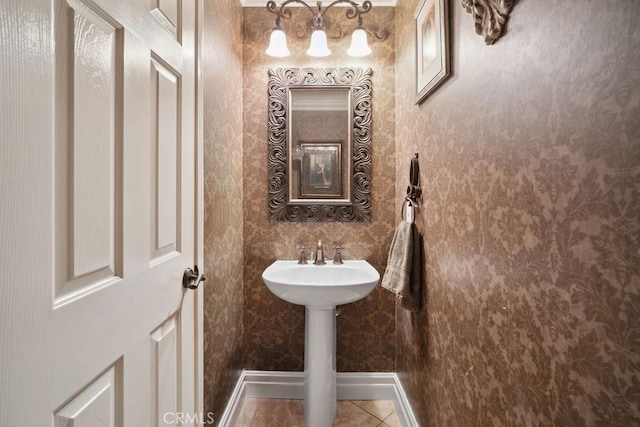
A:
402,199,415,223
406,153,421,203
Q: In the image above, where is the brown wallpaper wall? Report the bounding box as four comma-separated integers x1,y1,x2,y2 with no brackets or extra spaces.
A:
202,0,244,422
242,7,397,372
395,0,640,425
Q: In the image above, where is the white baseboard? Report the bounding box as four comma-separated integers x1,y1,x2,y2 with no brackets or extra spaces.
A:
218,371,418,426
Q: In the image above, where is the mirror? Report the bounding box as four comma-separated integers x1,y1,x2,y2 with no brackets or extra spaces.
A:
289,88,351,202
268,67,373,222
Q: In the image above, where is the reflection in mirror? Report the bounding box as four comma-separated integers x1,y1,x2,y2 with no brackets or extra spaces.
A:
289,89,351,202
268,68,373,223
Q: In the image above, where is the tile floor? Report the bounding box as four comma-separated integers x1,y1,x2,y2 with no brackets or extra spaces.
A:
234,398,401,426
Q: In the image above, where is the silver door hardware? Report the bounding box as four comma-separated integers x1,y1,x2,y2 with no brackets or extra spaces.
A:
183,265,206,290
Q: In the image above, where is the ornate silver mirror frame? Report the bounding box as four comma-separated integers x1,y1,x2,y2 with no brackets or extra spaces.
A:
268,67,373,222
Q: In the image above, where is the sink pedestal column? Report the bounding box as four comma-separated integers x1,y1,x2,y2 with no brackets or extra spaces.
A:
304,306,337,427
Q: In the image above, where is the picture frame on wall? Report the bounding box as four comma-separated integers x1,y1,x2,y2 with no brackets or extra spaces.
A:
299,142,342,199
414,0,450,104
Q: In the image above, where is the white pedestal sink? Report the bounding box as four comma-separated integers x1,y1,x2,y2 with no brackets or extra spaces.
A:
262,260,380,427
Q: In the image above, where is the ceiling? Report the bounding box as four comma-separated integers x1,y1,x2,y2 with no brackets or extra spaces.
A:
241,0,397,7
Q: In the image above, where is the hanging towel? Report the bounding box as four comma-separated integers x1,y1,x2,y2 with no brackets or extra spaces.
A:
381,221,422,311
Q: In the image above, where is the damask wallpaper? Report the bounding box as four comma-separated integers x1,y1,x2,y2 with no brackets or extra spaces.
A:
242,7,397,372
202,0,244,422
395,0,640,425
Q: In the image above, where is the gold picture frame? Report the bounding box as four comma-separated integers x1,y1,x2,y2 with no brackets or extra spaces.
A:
414,0,450,104
299,142,342,199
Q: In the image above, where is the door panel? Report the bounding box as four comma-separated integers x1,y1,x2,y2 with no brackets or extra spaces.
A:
54,0,124,305
151,55,181,262
151,317,179,427
69,0,118,278
54,363,123,427
151,0,182,41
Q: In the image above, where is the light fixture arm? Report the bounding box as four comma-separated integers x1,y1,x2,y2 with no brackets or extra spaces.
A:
322,0,371,25
266,0,372,30
267,0,316,27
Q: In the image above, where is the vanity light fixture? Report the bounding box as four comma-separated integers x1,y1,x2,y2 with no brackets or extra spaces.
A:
266,0,373,58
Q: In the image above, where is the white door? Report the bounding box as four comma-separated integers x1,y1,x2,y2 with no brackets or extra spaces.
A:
0,0,203,426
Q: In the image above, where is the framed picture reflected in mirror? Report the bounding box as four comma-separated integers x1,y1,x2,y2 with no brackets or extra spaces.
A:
299,142,342,199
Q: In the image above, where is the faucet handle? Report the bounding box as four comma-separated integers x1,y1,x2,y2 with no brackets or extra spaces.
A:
332,245,344,265
297,244,309,264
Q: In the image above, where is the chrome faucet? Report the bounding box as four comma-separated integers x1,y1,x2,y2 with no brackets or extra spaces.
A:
313,240,326,265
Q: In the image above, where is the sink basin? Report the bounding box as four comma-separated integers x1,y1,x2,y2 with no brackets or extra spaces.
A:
262,260,380,308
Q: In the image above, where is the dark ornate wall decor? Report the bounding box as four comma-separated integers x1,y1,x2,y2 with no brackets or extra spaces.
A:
461,0,516,44
267,67,373,222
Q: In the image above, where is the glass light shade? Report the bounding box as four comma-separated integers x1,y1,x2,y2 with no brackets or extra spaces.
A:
266,29,290,57
306,29,331,57
346,28,371,57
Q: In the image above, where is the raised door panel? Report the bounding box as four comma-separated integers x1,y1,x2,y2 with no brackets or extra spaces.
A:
54,363,122,427
54,0,123,307
151,317,179,426
151,0,182,41
150,56,181,264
